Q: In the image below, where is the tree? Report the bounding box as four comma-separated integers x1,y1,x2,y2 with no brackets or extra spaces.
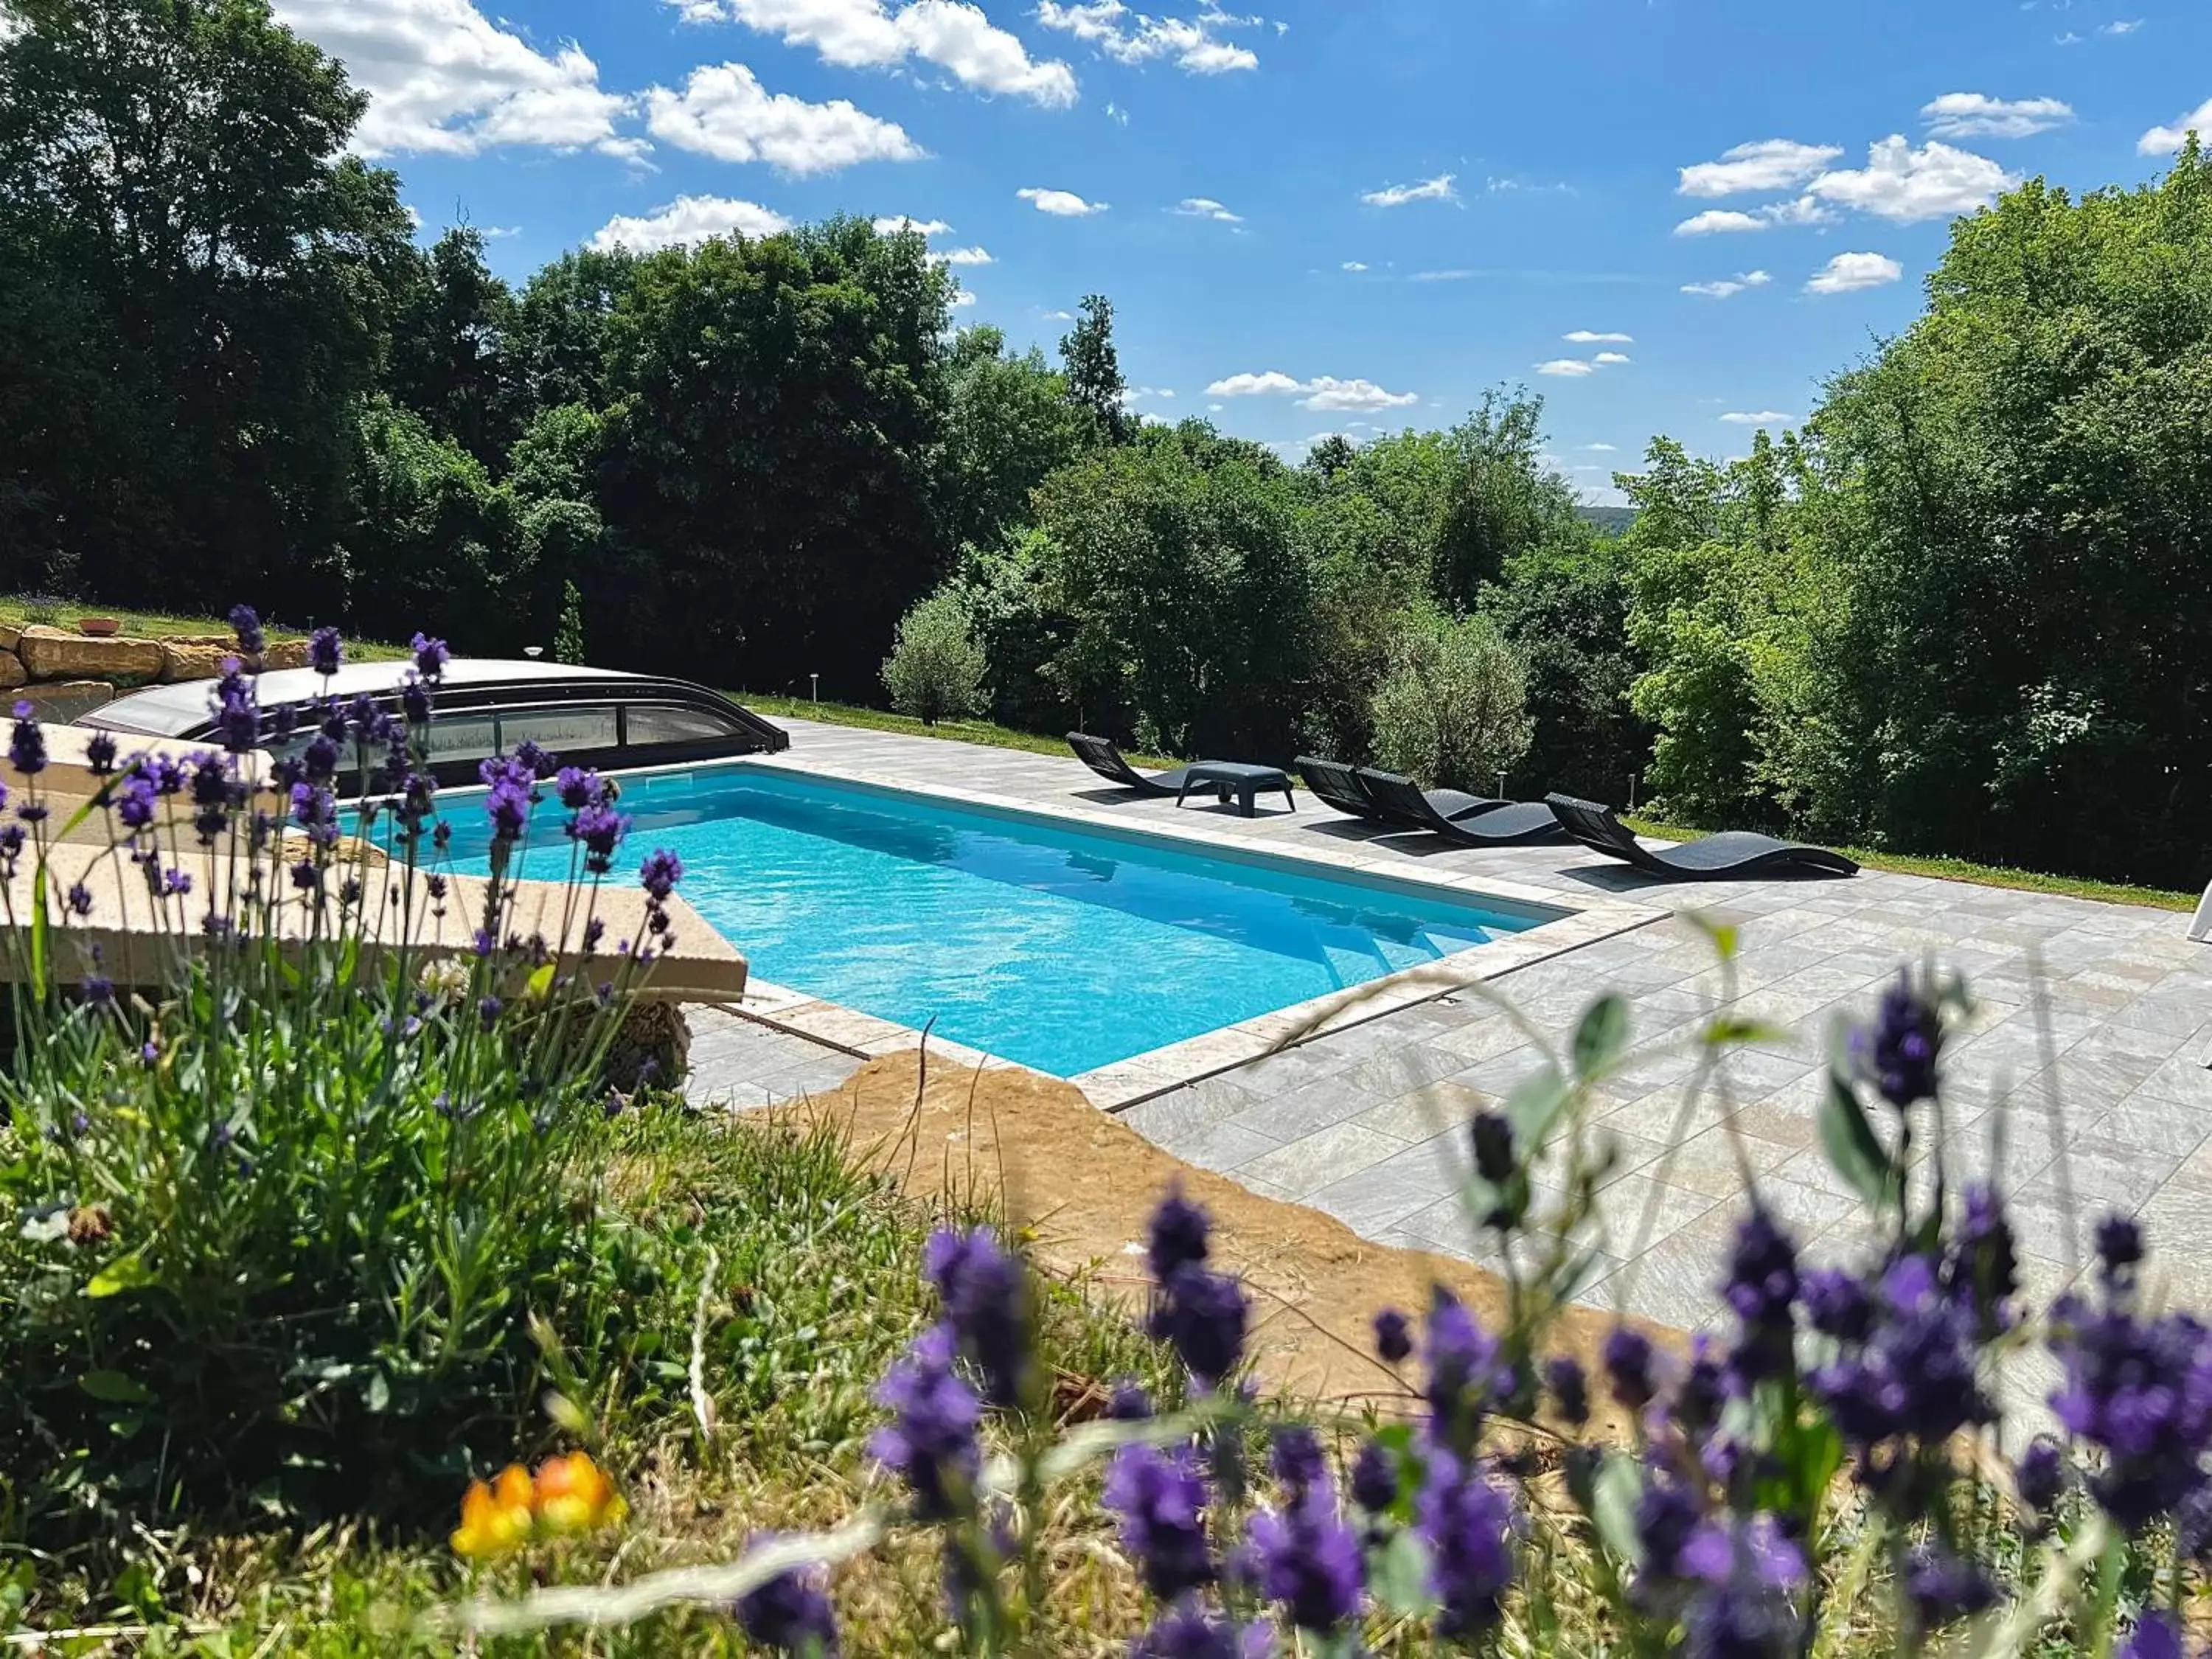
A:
0,0,414,611
1428,392,1587,605
938,326,1089,556
881,590,989,724
388,226,521,468
590,218,954,694
1060,294,1129,443
1368,610,1534,792
1481,539,1649,802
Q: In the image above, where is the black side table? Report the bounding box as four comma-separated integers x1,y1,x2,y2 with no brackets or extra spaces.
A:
1174,761,1297,818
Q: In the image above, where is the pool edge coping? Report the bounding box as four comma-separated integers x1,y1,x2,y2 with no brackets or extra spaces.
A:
643,751,1670,1106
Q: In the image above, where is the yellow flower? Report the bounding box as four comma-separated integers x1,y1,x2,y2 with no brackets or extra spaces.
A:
532,1450,626,1537
450,1465,537,1559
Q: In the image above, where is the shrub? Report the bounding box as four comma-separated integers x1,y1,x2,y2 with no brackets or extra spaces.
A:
553,577,587,664
0,612,687,1537
1369,609,1535,791
881,590,988,726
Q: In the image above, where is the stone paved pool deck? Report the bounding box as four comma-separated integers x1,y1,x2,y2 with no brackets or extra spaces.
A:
685,718,2212,1357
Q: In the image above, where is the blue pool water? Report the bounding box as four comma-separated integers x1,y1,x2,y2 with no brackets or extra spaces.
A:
433,765,1550,1077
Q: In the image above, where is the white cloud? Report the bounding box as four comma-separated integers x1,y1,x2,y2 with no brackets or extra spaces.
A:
273,0,641,159
1806,136,2014,223
1720,411,1796,425
1537,359,1596,378
1805,251,1903,294
1174,196,1243,223
591,195,791,251
1105,100,1128,125
2055,31,2081,45
1408,269,1472,282
1761,195,1837,227
1677,139,1843,198
1018,186,1108,215
1581,442,1618,452
1921,93,2074,140
680,0,1078,105
1674,209,1768,236
1341,260,1368,272
1564,330,1632,344
2102,18,2142,35
950,290,979,307
1205,370,1416,410
1207,369,1306,397
1207,402,1222,411
1360,173,1458,208
2140,98,2212,156
1040,307,1074,320
1593,351,1631,365
481,224,523,238
1034,0,1261,74
1298,377,1417,411
872,215,953,235
1681,269,1772,299
937,245,994,265
646,63,924,173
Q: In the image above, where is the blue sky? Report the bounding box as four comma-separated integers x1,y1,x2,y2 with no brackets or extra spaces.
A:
271,0,2212,501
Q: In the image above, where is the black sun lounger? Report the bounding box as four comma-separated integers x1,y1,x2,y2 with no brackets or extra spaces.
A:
1352,768,1568,846
1293,756,1391,821
1544,793,1860,880
1066,733,1202,796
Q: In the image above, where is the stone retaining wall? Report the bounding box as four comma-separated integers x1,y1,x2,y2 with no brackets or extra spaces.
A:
0,624,310,720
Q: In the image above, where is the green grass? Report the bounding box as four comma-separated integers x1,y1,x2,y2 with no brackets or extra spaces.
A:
0,595,409,658
735,693,2198,913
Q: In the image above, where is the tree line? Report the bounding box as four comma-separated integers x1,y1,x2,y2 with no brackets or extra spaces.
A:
3,0,2208,889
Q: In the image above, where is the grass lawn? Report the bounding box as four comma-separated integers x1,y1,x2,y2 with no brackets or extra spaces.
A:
0,595,409,658
738,693,2199,913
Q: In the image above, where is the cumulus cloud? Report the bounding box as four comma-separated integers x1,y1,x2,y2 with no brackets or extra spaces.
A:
1034,0,1262,74
1681,269,1772,299
1805,251,1903,294
591,195,791,251
675,0,1078,105
273,0,641,159
1205,370,1417,410
1593,351,1631,365
1720,411,1796,425
2141,98,2212,156
1806,136,2014,223
950,290,979,307
645,64,924,173
1581,442,1618,451
1564,330,1632,344
1536,359,1596,378
1360,173,1458,208
1018,186,1108,215
1174,196,1243,223
1677,139,1843,198
1040,307,1074,320
1341,260,1368,272
872,215,953,234
1921,93,2074,140
2103,18,2142,35
1674,209,1768,236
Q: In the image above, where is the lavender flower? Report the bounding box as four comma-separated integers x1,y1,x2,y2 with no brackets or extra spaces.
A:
2121,1612,2185,1659
1373,1307,1413,1366
9,700,45,776
229,604,265,656
1904,1543,1996,1632
1350,1439,1397,1513
2096,1214,2144,1283
307,626,343,678
1469,1110,1514,1183
1104,1443,1214,1601
1127,1604,1259,1659
922,1226,1031,1408
1633,1478,1700,1579
1245,1478,1363,1635
557,765,605,812
1857,970,1942,1109
1425,1289,1506,1453
401,673,432,728
302,731,341,785
2016,1439,2064,1517
485,772,532,843
569,800,628,874
1604,1325,1658,1413
2048,1288,2212,1530
869,1325,981,1521
1543,1354,1590,1427
1722,1207,1799,1385
1107,1380,1154,1421
1947,1183,2020,1338
513,739,557,780
1416,1450,1517,1638
63,881,91,917
733,1542,840,1655
1147,1184,1212,1281
1674,1518,1807,1659
84,731,116,776
1809,1255,1987,1453
1150,1262,1248,1391
410,632,451,679
1800,1267,1873,1342
212,664,259,754
640,846,684,902
1270,1427,1326,1506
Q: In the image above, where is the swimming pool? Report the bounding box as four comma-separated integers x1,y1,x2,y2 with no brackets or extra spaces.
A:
435,765,1553,1077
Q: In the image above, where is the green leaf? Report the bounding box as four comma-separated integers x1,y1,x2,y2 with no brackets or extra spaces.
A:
1368,1530,1439,1618
1818,1068,1898,1214
79,1369,153,1404
86,1251,157,1298
1590,1451,1646,1568
1686,912,1738,961
364,1371,392,1414
1703,1016,1787,1047
1571,994,1631,1079
524,962,556,1001
1503,1062,1571,1153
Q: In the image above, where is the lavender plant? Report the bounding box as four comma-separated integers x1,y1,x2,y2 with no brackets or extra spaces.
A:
442,947,2212,1657
0,610,692,1533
